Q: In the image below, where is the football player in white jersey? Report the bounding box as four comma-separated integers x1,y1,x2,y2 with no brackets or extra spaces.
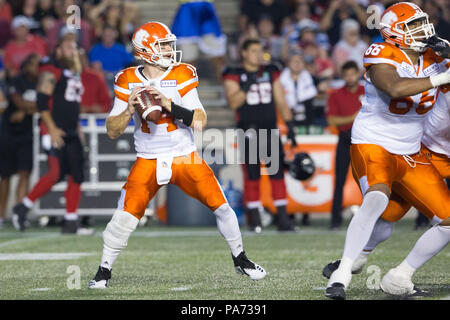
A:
325,2,450,300
88,22,266,289
322,86,450,296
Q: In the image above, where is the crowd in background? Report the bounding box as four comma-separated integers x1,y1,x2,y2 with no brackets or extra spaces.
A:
232,0,450,132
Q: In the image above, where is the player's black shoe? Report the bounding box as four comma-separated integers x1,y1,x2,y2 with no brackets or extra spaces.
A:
88,266,111,289
232,251,266,280
322,260,341,279
12,203,30,231
325,282,346,300
247,209,262,233
61,219,78,234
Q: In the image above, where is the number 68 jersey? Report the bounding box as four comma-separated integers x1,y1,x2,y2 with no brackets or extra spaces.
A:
351,42,450,155
110,63,203,159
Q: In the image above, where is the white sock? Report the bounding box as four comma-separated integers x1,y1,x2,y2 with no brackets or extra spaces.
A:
100,210,139,270
404,224,450,270
23,197,34,208
214,203,244,257
341,191,390,271
101,244,120,270
64,213,78,221
363,218,394,252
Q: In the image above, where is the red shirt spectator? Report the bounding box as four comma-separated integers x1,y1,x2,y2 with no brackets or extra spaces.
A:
81,67,112,113
326,84,364,132
3,16,47,77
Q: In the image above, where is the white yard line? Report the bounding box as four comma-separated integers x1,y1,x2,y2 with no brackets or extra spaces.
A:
0,252,95,260
0,233,60,249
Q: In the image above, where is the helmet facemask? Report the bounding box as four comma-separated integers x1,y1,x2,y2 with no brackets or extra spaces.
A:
400,15,435,52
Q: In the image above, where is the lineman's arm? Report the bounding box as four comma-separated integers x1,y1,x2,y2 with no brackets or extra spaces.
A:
368,63,449,99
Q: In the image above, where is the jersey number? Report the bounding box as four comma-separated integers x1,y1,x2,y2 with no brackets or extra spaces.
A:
65,79,83,102
389,91,435,115
141,113,178,134
365,44,385,56
246,82,272,105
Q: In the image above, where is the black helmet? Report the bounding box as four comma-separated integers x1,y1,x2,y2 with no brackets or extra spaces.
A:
288,152,315,181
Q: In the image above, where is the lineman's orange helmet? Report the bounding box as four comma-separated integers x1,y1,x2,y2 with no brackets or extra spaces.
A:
379,2,435,52
132,21,182,68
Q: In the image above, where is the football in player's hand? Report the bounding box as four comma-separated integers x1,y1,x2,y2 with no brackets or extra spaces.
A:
135,88,162,122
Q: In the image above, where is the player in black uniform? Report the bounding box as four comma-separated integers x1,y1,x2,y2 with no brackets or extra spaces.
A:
12,37,88,234
0,53,39,228
223,39,297,232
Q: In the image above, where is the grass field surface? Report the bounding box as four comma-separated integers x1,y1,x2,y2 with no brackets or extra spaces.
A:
0,218,448,300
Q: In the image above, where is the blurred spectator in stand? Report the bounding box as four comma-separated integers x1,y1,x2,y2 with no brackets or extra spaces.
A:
239,0,290,35
79,49,112,114
88,0,139,46
325,61,363,230
46,0,93,53
0,53,39,229
0,0,12,23
33,0,58,38
17,0,41,33
320,0,367,46
280,51,317,134
331,19,368,75
89,24,134,90
3,15,47,78
171,0,226,83
257,16,284,64
423,1,450,40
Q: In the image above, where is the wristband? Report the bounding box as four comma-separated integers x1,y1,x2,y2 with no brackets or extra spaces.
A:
170,101,194,126
430,70,450,87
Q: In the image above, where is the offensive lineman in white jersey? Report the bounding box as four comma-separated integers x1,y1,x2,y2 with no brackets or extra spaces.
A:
325,2,450,300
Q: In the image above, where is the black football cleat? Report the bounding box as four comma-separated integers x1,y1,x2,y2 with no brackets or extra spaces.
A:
322,260,341,279
325,282,346,300
232,251,266,280
88,266,112,289
12,203,30,231
61,219,78,234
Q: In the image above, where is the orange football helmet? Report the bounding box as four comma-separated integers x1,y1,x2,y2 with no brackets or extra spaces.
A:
132,21,182,68
379,2,435,52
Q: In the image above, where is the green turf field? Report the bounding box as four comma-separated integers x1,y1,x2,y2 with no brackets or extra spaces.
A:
0,218,448,300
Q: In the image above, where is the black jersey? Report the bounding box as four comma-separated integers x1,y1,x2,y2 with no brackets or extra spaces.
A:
1,73,37,137
39,58,83,136
222,64,281,129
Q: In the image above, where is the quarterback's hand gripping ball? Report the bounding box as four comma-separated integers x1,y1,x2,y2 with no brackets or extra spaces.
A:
135,88,162,122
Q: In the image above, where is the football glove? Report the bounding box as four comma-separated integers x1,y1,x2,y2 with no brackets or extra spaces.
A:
426,36,450,58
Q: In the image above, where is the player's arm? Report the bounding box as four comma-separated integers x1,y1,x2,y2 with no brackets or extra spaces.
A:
37,71,66,148
10,92,37,115
223,79,247,110
368,64,450,99
148,87,207,131
106,87,141,139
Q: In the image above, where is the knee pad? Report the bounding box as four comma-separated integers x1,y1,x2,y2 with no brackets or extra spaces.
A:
103,210,139,250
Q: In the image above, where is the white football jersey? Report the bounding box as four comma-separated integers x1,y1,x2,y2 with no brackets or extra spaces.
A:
422,87,450,157
109,63,203,159
351,42,450,155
